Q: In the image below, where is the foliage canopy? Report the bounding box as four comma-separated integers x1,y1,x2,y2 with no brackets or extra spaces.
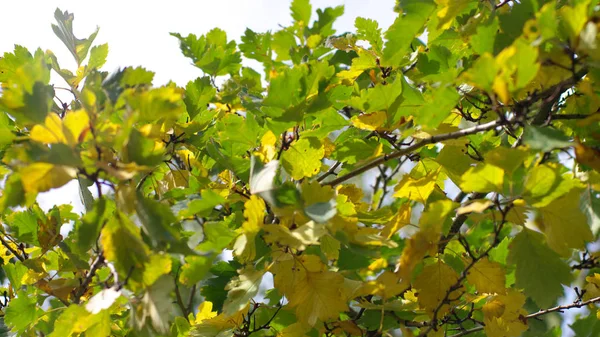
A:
1,1,600,336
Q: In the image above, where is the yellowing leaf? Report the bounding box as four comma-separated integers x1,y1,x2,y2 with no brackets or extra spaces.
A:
222,267,265,316
233,196,265,263
482,290,528,337
584,273,600,300
286,270,348,326
394,169,440,204
460,163,504,193
359,271,404,300
457,199,492,215
414,260,460,317
20,163,76,194
534,189,593,256
281,137,324,180
30,110,89,146
396,225,440,285
142,253,172,287
466,257,506,294
381,203,411,238
351,110,387,131
320,234,341,260
575,141,600,173
263,221,327,250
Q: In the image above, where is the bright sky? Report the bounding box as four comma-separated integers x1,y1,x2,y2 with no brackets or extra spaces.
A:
1,0,397,213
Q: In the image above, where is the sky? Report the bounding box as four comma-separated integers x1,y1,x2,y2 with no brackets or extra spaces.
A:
0,0,397,214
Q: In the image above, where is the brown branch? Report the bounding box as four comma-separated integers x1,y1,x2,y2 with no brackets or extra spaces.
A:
447,296,600,337
73,252,105,304
323,118,509,187
0,235,25,262
438,192,488,253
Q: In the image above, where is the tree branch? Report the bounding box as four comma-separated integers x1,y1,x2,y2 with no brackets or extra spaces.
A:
438,192,488,253
447,296,600,337
323,118,509,187
0,235,25,262
73,252,105,304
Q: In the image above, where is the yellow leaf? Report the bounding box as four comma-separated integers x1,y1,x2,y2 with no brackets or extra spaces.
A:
381,203,411,238
233,196,265,263
457,199,492,215
20,163,76,194
30,110,89,146
396,225,440,285
584,273,600,300
534,189,593,256
277,322,310,337
255,131,278,163
338,320,363,336
337,184,364,205
466,257,506,294
320,234,341,260
195,301,218,324
359,271,404,300
351,110,387,131
414,260,460,318
575,141,600,173
394,169,440,204
367,257,388,272
482,290,528,337
287,270,348,326
142,253,172,287
263,221,327,251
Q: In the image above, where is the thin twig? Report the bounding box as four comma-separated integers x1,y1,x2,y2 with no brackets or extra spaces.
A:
73,252,105,304
323,118,509,187
0,235,26,262
447,296,600,337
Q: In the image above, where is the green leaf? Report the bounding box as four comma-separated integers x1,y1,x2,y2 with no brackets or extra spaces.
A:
136,275,174,334
281,137,324,180
523,164,579,208
77,198,111,252
100,214,150,286
581,188,600,235
523,126,572,152
171,29,242,76
4,291,37,333
414,84,460,128
350,76,403,113
125,129,165,166
87,43,108,70
135,193,179,245
460,163,504,193
534,189,593,256
570,312,600,337
239,29,273,64
6,209,39,245
201,261,239,311
355,17,383,54
470,16,499,55
196,218,237,253
78,176,94,212
184,76,216,120
381,0,435,67
52,8,98,65
508,228,572,308
222,268,265,316
179,254,217,286
121,66,154,87
291,0,312,25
